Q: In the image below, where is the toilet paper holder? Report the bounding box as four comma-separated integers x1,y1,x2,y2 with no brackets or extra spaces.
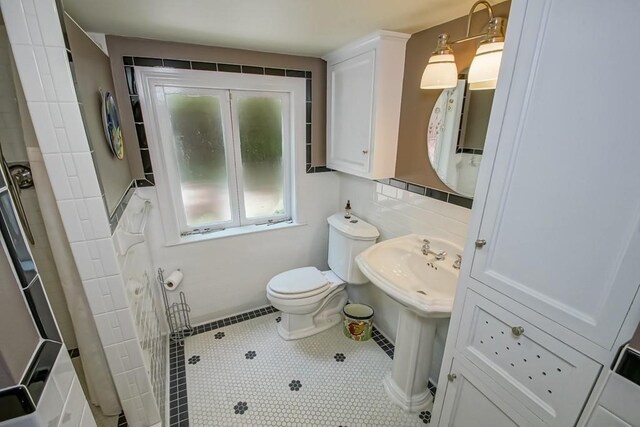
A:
158,268,193,345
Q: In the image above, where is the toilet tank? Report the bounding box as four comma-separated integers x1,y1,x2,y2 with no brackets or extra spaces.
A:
327,212,379,284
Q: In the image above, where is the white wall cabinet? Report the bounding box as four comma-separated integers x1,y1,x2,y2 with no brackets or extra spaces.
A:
324,31,409,179
433,0,640,425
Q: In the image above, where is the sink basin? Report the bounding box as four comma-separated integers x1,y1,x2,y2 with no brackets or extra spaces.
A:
356,234,461,318
356,234,463,412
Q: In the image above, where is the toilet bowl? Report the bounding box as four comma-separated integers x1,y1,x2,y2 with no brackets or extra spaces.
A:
266,212,380,340
267,267,347,340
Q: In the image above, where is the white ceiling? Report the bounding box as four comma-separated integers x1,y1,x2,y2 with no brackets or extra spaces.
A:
62,0,480,57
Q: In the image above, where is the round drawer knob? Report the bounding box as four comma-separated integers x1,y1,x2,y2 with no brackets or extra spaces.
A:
447,373,457,382
511,326,525,337
362,150,369,154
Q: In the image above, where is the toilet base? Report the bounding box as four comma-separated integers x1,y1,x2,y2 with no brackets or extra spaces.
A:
276,289,347,340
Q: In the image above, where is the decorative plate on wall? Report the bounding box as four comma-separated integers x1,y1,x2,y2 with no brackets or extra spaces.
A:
101,90,124,159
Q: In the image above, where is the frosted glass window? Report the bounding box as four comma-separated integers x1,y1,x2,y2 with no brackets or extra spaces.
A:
236,97,285,219
166,94,231,226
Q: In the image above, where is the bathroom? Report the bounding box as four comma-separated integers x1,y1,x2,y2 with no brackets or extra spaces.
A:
0,0,639,426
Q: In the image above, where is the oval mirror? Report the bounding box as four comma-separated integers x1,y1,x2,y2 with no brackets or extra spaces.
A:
427,73,494,198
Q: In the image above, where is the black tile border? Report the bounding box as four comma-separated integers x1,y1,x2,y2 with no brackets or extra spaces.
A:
117,411,128,426
67,348,80,359
382,178,473,210
122,56,331,189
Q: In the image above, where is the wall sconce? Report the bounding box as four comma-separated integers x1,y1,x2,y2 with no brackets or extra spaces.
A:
420,1,507,91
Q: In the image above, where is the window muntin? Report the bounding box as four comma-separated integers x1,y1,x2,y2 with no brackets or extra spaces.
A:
152,82,291,234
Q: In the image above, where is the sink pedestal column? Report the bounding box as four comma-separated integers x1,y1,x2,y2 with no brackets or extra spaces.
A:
383,309,436,412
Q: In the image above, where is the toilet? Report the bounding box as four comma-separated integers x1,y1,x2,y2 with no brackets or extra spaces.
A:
267,212,379,340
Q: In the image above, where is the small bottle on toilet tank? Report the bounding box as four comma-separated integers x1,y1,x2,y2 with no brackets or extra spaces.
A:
344,200,352,219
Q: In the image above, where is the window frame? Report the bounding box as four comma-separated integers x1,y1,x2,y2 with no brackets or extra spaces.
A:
136,67,303,244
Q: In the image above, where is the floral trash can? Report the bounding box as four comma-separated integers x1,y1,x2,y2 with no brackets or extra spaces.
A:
343,303,374,341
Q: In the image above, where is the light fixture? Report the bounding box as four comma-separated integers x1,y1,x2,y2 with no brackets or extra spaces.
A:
420,1,507,91
420,34,458,89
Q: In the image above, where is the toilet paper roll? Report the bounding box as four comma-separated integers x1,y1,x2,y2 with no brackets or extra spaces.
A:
164,270,183,292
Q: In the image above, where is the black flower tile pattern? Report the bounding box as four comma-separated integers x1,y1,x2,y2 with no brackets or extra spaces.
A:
245,351,256,360
214,332,225,339
275,316,281,323
334,353,346,362
288,380,302,391
419,410,431,424
188,355,200,365
233,401,248,415
173,306,426,426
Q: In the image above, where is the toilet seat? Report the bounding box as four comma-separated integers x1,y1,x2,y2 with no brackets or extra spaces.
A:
267,267,331,300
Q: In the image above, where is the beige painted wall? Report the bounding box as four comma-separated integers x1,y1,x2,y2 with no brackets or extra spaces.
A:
395,1,511,191
65,15,133,215
105,36,327,178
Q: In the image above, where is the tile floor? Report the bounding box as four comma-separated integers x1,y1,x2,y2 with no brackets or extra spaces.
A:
170,307,434,426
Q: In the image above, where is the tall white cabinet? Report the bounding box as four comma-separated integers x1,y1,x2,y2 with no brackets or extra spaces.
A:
324,31,409,179
433,0,640,425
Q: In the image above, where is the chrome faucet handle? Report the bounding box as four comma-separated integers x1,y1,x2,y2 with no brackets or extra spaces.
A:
435,250,447,260
453,254,462,269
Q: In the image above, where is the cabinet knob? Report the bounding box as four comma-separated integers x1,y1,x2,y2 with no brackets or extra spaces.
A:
511,326,525,337
447,373,457,382
362,150,369,154
475,239,487,248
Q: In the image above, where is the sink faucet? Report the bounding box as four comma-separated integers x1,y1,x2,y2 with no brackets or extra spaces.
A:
453,254,462,269
421,239,447,260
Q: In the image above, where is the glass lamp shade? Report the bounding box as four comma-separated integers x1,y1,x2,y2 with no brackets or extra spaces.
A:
468,41,504,90
420,54,458,90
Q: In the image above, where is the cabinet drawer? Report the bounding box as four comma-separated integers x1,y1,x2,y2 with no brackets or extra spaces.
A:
456,290,601,426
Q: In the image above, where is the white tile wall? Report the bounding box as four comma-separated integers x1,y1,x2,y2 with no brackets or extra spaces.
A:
0,1,158,425
38,348,92,427
338,173,471,384
116,195,167,426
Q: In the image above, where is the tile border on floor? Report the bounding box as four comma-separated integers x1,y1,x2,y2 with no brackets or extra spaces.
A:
167,304,435,427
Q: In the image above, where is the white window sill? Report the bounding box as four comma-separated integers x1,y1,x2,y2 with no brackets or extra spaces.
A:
165,221,307,247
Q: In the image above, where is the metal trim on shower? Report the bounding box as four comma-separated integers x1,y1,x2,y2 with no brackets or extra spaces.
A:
0,143,34,244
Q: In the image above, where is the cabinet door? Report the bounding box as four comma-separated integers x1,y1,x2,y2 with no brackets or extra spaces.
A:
327,50,375,176
469,0,640,349
439,357,542,427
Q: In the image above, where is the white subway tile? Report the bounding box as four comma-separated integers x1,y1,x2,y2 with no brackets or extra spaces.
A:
86,240,99,260
116,308,137,341
25,17,44,50
59,102,90,152
22,0,36,15
123,339,145,371
70,241,97,280
68,176,84,199
80,219,95,240
0,0,32,45
93,260,105,277
51,350,75,401
103,342,126,375
96,238,120,276
94,311,122,346
85,197,111,239
75,199,89,220
46,46,76,102
83,278,107,315
12,45,48,102
106,275,128,310
36,372,63,427
73,152,102,198
33,0,66,47
141,391,161,425
61,153,76,176
55,127,71,152
27,102,58,153
56,200,84,242
59,377,86,427
41,153,73,199
79,403,98,427
48,103,63,127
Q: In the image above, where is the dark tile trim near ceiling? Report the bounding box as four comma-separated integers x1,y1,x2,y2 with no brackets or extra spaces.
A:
122,55,332,187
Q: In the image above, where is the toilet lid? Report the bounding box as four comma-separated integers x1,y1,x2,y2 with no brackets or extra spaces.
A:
268,267,330,295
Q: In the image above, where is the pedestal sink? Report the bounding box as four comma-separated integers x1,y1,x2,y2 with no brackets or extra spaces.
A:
356,234,462,412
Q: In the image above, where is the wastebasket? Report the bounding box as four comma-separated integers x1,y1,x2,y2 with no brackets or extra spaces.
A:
343,303,374,341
